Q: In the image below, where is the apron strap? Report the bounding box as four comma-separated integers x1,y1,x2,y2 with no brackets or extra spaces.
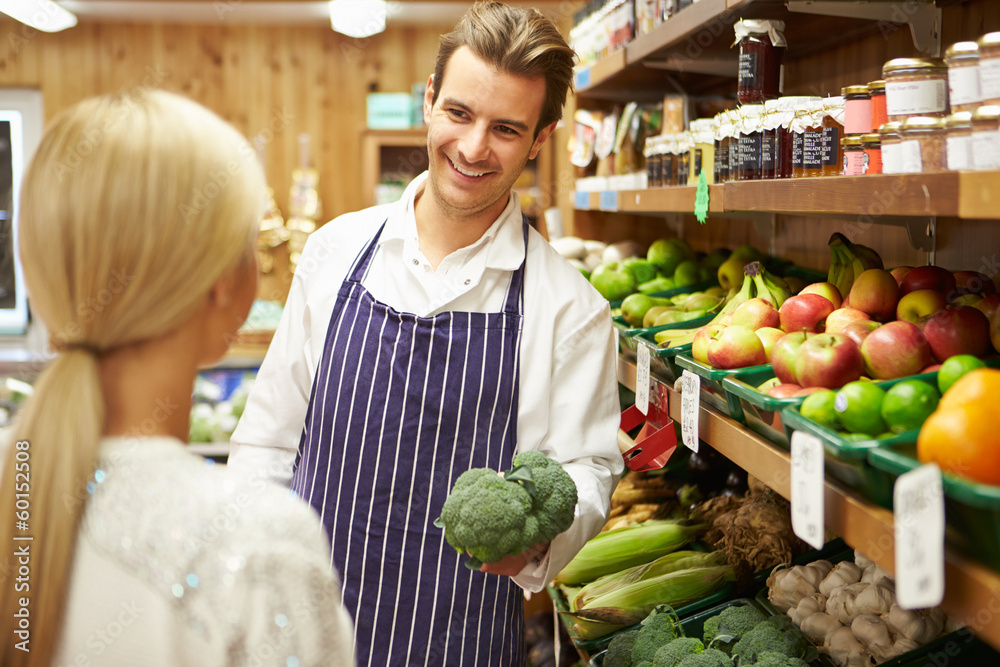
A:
346,222,386,285
500,215,530,316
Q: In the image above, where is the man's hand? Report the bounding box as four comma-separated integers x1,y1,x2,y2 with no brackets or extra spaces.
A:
479,542,549,577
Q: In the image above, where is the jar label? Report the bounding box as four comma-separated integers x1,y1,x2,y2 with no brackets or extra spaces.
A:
762,134,775,170
715,145,728,178
979,57,1000,101
844,150,865,176
864,148,882,174
803,131,824,170
792,132,804,168
972,130,1000,171
844,98,873,135
678,154,690,185
898,139,923,174
661,156,673,184
881,143,898,174
949,65,981,106
885,79,947,116
729,138,739,174
739,133,762,170
947,135,971,171
738,52,758,88
821,126,841,166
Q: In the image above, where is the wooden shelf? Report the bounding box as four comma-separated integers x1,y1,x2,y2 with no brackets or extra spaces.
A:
617,356,1000,653
574,185,725,214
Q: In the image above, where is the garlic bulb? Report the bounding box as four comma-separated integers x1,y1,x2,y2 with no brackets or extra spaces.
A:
882,637,920,661
861,563,891,583
851,614,895,663
854,549,873,570
800,611,843,645
854,577,895,616
826,582,869,625
824,625,873,667
768,562,832,613
884,604,945,644
788,593,828,626
819,561,864,597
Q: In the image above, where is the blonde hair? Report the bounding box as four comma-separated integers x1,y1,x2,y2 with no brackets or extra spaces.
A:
0,89,265,666
432,1,576,136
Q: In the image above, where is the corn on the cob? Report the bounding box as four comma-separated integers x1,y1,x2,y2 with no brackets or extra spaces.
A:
580,564,735,613
554,519,704,585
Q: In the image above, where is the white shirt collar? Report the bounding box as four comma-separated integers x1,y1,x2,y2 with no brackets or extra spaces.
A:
380,171,526,271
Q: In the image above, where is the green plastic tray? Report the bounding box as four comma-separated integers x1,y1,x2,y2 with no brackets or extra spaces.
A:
868,438,1000,572
674,354,772,423
722,367,812,449
615,312,716,362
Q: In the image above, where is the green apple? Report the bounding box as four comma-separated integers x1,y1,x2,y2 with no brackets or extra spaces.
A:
589,262,636,301
646,238,687,277
673,260,702,287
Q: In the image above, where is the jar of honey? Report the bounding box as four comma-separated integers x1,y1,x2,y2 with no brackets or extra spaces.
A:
945,111,973,171
976,32,1000,106
945,41,981,113
868,80,888,129
861,134,882,174
971,105,1000,171
878,122,903,174
843,85,873,135
734,20,787,104
882,58,949,122
900,116,947,173
842,136,865,176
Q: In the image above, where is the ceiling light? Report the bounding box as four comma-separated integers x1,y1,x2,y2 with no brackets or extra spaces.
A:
329,0,387,39
0,0,77,33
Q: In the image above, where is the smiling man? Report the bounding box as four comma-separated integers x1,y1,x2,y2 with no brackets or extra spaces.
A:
229,2,622,665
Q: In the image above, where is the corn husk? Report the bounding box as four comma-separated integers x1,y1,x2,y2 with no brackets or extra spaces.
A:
554,520,705,585
580,564,735,613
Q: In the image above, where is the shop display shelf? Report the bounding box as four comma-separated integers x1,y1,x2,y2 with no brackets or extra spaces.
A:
721,367,808,448
615,311,715,361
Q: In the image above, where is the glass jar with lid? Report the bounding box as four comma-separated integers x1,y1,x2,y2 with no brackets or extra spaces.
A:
882,58,949,123
878,122,903,174
713,112,732,184
899,116,947,173
945,111,973,171
861,134,881,174
945,41,982,113
647,135,663,187
792,100,824,177
737,104,765,180
677,131,691,186
971,105,1000,171
977,32,1000,106
842,136,865,176
733,20,787,104
761,100,781,179
690,118,716,184
821,97,846,176
661,135,678,187
767,97,820,179
868,80,888,130
726,109,741,182
843,85,873,135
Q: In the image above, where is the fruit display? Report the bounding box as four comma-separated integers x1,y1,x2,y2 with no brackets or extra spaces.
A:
189,369,256,443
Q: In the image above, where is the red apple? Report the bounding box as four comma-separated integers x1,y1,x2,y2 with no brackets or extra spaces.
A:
899,265,956,296
707,324,768,369
951,270,997,298
849,269,900,321
890,266,914,286
920,364,943,373
841,320,882,347
792,387,826,397
794,333,865,389
717,314,733,326
920,305,991,362
860,320,933,379
755,326,786,362
841,294,851,308
976,293,1000,323
732,297,781,330
779,293,836,333
896,289,948,324
772,331,811,385
799,282,843,309
692,323,727,365
825,307,872,334
768,383,804,398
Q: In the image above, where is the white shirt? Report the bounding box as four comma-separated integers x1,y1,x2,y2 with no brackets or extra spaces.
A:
230,172,623,591
54,436,356,666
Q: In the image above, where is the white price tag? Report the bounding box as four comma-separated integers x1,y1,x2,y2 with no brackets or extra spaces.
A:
635,345,650,416
680,370,700,453
790,431,825,550
894,464,945,610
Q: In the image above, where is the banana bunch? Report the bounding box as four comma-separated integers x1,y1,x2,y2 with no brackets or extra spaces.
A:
654,261,790,348
827,232,884,298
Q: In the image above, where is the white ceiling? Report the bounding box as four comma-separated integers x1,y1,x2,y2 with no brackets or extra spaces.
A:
57,1,571,27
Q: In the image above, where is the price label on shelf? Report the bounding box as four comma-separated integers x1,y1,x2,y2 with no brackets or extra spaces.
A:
599,190,619,211
574,67,592,90
790,430,825,550
680,370,700,453
573,190,590,209
893,463,945,610
635,344,650,415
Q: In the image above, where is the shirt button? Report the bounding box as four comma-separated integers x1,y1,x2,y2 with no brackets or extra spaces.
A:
412,259,419,266
464,279,471,285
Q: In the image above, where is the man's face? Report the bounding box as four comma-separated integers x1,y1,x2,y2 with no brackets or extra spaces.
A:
423,46,554,222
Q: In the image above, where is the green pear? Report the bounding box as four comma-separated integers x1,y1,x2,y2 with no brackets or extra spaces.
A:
642,306,673,329
619,293,675,327
681,293,724,312
589,262,636,301
638,276,676,294
717,255,746,292
646,238,687,276
654,309,705,326
622,257,658,285
699,248,730,273
673,260,702,287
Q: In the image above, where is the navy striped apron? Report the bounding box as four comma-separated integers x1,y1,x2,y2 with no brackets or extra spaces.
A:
290,219,529,667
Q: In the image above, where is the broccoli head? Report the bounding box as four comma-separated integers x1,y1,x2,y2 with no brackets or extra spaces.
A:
753,651,810,667
653,637,704,667
631,611,682,663
702,604,767,644
676,648,733,667
512,450,578,544
604,629,641,667
731,617,812,664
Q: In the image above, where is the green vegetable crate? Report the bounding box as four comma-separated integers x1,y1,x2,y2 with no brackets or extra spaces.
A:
673,355,772,424
721,367,812,448
868,438,1000,573
616,312,716,362
631,335,692,385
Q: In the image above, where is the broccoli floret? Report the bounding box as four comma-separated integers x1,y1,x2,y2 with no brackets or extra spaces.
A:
676,648,733,667
653,637,704,667
631,611,682,663
436,452,578,568
604,629,641,667
636,663,655,667
731,618,812,664
753,651,809,667
702,604,767,643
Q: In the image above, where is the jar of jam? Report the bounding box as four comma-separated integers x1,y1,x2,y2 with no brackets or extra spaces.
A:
661,135,678,186
767,97,819,179
945,41,981,113
792,101,823,178
734,20,787,104
900,116,947,173
878,122,903,174
821,97,846,176
945,111,973,171
882,58,948,123
971,105,1000,171
677,131,691,186
861,133,882,174
976,32,1000,106
737,104,765,180
868,80,888,129
713,112,731,184
842,85,873,135
842,135,865,176
726,109,741,182
645,135,662,187
761,100,781,179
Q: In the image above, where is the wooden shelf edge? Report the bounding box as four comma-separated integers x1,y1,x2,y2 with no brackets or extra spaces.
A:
574,50,628,93
617,356,1000,652
626,0,733,63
